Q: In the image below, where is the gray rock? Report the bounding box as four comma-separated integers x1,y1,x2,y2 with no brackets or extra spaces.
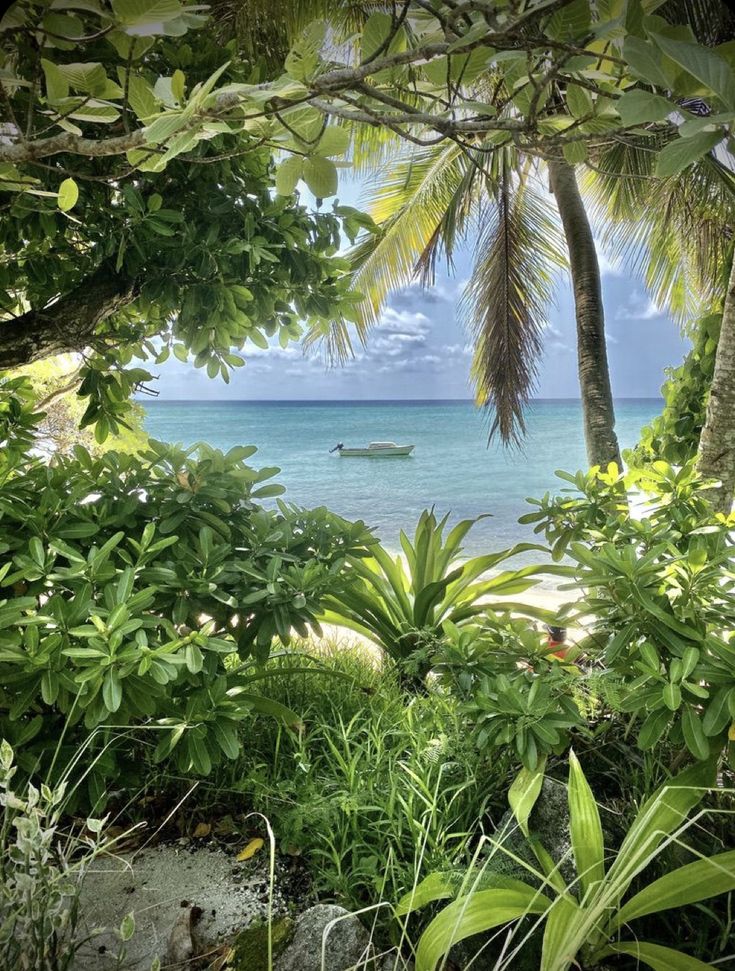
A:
72,843,287,970
275,904,372,971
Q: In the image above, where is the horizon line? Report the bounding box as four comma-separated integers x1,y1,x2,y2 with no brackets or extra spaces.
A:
140,395,663,404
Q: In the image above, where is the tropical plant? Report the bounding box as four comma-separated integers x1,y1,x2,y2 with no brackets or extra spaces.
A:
224,644,505,936
0,380,372,803
435,620,587,771
397,753,733,971
0,739,134,971
320,509,555,686
523,461,735,761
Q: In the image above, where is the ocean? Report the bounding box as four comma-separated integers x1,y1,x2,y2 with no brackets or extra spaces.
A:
141,399,660,557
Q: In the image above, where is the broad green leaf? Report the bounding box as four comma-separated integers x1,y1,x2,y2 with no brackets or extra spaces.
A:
57,177,79,211
111,0,183,31
655,131,724,177
617,89,673,125
124,74,158,120
681,707,710,760
302,156,338,198
416,888,550,971
143,111,187,145
316,125,350,158
41,58,70,100
540,894,582,971
563,141,587,164
395,872,454,918
508,758,546,837
567,750,605,896
362,11,392,61
275,156,303,196
623,36,672,88
606,759,715,889
650,33,735,109
612,849,735,928
602,942,715,970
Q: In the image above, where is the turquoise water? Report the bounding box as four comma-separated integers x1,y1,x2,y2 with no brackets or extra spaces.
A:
141,399,659,556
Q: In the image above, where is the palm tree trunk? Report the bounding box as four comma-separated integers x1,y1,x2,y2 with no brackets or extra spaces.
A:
548,159,622,469
696,254,735,514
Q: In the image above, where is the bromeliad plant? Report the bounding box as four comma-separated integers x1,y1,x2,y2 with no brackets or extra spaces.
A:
320,509,557,685
523,462,735,761
0,388,372,802
398,753,734,971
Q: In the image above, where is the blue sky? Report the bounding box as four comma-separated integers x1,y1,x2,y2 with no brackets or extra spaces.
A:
151,179,689,401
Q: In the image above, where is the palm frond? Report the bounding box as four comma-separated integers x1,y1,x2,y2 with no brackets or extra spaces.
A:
584,138,735,327
465,162,565,446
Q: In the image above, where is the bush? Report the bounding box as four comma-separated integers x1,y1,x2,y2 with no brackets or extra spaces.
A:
523,461,735,762
0,382,372,804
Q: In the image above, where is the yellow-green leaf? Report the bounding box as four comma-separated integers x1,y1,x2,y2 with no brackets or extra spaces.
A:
237,837,264,861
58,177,79,211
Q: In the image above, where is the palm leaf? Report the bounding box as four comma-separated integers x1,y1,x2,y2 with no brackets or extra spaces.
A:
464,160,565,445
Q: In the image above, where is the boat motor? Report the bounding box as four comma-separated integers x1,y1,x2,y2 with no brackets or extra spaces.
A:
329,443,344,453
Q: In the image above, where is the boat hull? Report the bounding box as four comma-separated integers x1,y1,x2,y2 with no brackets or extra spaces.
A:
338,445,415,457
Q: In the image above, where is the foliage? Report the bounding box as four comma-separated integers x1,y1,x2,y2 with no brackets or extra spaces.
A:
523,462,735,762
3,1,735,430
0,383,372,804
398,754,732,971
436,619,587,772
628,311,721,469
0,739,130,971
221,645,506,934
320,509,555,685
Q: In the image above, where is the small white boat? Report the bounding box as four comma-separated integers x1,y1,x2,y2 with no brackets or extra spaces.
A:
330,441,415,457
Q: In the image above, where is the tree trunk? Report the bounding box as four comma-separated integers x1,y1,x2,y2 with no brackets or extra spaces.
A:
0,267,136,371
696,254,735,514
548,159,622,469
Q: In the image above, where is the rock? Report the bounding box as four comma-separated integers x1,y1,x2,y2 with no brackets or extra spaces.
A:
72,844,288,970
450,777,572,971
275,904,372,971
229,917,295,970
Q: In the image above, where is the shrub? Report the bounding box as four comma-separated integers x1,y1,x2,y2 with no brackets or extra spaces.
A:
523,462,735,762
0,383,372,803
321,508,558,686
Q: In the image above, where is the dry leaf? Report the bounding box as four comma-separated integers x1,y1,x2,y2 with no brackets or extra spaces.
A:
192,822,211,839
236,837,264,861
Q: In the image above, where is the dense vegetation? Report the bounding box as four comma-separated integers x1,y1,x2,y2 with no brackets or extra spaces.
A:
2,0,735,969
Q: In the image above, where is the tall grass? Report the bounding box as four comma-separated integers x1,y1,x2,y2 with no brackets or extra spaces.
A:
223,641,512,937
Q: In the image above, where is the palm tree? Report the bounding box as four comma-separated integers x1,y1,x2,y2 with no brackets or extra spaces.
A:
345,136,623,467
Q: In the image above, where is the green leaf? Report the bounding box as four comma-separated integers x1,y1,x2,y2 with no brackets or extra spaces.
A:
316,125,350,158
362,11,392,61
612,849,735,929
416,888,551,971
120,912,135,942
567,749,605,896
508,758,546,837
602,942,715,971
275,155,303,196
623,36,672,88
124,74,158,120
655,131,723,177
617,89,673,125
111,0,183,31
562,141,587,163
681,707,710,760
650,33,735,109
395,872,454,918
302,156,338,198
57,177,79,212
171,68,185,104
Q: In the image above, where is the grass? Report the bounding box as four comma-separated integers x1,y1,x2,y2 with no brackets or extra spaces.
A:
217,639,512,938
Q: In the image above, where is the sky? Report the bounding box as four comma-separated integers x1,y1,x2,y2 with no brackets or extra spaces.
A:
150,176,690,402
